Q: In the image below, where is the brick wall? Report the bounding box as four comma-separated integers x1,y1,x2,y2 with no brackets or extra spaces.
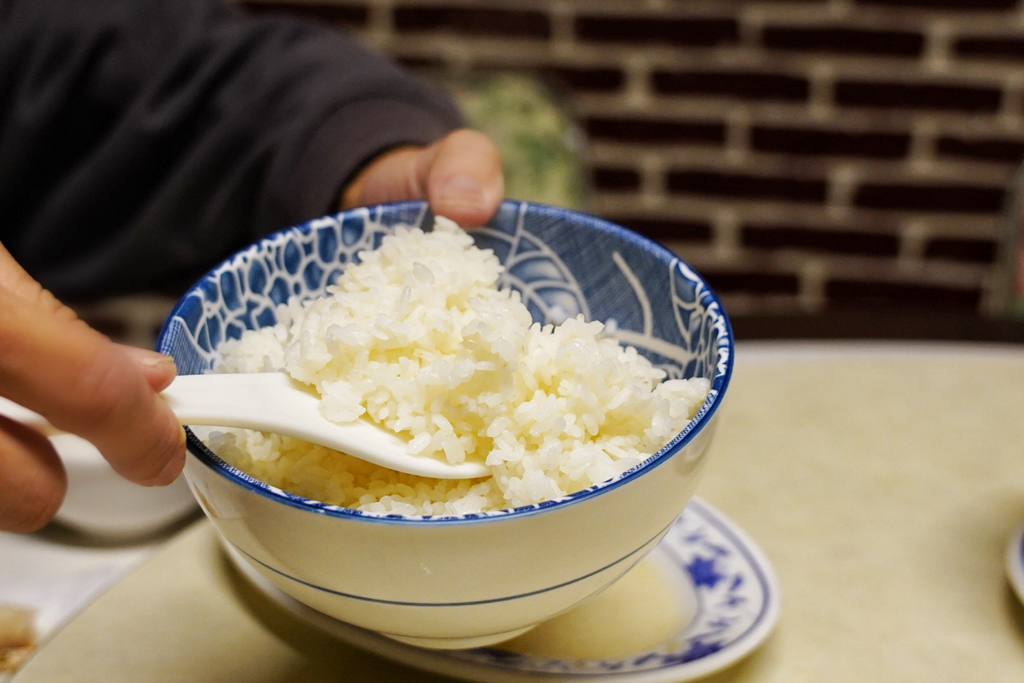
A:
243,0,1024,332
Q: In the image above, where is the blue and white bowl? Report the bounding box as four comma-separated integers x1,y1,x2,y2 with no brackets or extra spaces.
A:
157,200,734,649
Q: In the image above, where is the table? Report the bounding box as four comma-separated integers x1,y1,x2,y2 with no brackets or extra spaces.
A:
7,341,1024,682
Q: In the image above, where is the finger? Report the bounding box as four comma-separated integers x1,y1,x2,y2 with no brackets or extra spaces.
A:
419,129,504,227
340,146,422,210
122,346,178,392
0,416,66,533
0,241,76,320
0,291,185,488
340,129,505,227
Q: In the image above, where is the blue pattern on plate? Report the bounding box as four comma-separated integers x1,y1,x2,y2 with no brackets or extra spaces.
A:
157,200,733,521
442,498,775,676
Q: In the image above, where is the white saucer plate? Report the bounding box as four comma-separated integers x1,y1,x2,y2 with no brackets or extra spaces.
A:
230,497,780,683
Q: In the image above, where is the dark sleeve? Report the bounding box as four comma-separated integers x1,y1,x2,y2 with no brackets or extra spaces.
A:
0,0,462,301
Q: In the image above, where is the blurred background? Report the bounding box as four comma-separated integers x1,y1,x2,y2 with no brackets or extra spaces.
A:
79,0,1024,344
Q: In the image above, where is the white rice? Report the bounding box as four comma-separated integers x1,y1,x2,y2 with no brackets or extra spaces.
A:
208,217,709,516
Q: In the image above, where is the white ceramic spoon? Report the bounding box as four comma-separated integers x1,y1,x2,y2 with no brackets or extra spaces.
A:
165,372,488,479
0,374,489,480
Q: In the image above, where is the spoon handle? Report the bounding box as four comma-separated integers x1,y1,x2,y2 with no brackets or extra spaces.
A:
161,372,319,429
0,374,488,479
165,373,489,479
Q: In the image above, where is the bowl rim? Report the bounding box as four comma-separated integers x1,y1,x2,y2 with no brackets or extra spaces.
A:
160,199,734,526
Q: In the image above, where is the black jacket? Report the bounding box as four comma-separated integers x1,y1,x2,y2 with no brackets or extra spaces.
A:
0,0,461,301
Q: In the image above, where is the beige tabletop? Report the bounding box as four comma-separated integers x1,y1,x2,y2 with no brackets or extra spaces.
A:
12,341,1024,682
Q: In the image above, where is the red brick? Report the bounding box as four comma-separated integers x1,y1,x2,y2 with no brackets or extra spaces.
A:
954,37,1024,61
742,225,900,256
667,170,828,204
826,279,982,309
762,26,924,57
592,167,642,191
575,16,738,47
751,126,910,159
924,237,999,263
854,182,1005,213
604,216,713,242
835,80,1002,113
544,67,624,93
671,0,828,3
935,136,1024,163
585,117,725,145
701,271,801,295
393,6,550,39
856,0,1016,9
653,70,809,102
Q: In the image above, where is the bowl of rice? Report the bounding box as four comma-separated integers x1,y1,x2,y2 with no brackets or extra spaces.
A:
157,200,733,649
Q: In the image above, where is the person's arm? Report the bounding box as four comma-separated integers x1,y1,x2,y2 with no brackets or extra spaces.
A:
0,0,502,532
0,0,499,302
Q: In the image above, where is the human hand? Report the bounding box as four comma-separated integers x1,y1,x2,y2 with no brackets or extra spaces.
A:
0,244,186,532
341,129,504,227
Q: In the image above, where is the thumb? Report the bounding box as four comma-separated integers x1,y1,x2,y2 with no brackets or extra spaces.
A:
122,345,179,393
0,243,185,495
415,129,504,227
341,129,504,227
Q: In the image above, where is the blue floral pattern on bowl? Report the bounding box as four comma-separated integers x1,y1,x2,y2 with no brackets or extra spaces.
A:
160,201,728,379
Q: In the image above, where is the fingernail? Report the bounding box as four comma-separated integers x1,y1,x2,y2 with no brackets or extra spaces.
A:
124,346,177,370
438,175,485,208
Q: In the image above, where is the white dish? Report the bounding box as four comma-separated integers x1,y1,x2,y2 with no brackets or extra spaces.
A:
52,432,197,539
1006,522,1024,604
228,497,779,683
0,397,198,539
